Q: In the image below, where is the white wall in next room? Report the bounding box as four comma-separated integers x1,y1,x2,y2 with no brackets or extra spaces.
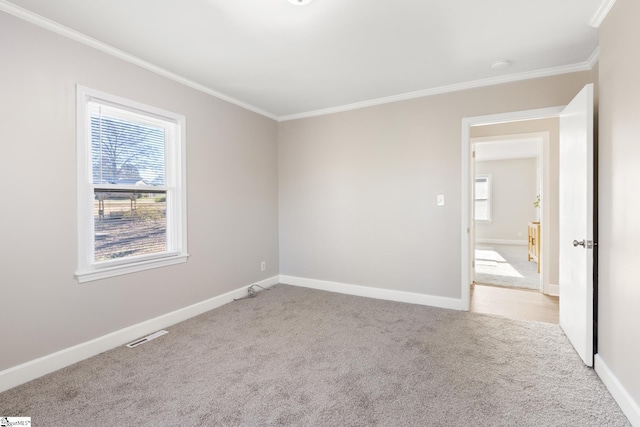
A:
475,158,538,243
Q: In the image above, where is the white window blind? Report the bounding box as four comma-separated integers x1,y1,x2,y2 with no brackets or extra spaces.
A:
90,103,166,186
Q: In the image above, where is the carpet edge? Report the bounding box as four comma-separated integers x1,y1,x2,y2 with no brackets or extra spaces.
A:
280,275,464,311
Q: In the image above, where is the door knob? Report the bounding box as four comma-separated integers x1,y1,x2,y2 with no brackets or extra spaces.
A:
573,239,585,247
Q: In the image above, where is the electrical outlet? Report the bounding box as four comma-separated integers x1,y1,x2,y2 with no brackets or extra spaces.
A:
260,261,266,272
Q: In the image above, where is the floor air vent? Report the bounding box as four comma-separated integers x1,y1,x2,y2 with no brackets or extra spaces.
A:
126,330,168,348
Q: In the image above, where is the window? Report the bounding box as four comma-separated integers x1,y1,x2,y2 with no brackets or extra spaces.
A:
474,175,492,221
76,86,187,283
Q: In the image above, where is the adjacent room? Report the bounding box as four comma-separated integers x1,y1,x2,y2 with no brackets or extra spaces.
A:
469,121,561,324
1,0,639,425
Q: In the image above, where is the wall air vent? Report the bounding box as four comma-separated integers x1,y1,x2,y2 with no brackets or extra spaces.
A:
125,330,168,348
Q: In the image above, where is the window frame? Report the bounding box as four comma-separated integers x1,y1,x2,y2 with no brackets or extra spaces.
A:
474,174,492,222
76,86,188,283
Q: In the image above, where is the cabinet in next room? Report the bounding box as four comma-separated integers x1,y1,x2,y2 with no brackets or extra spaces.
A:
528,221,541,273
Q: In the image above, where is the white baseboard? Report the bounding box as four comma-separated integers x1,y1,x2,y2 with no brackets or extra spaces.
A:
476,239,528,246
595,354,640,426
279,275,464,311
0,276,279,393
543,283,559,296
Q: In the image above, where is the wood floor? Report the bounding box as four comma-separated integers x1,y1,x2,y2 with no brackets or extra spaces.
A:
470,283,559,324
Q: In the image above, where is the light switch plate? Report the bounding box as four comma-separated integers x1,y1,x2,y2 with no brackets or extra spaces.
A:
437,195,445,206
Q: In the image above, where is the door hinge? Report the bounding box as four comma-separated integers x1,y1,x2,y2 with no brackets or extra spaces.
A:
472,260,475,268
472,151,476,158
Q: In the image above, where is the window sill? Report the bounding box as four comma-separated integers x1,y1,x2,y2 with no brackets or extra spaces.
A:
76,253,189,283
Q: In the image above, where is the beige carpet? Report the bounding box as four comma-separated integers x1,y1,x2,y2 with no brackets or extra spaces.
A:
0,285,630,426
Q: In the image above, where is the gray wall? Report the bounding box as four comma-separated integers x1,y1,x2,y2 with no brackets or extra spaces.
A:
598,0,640,411
474,158,538,242
0,12,279,371
278,71,595,299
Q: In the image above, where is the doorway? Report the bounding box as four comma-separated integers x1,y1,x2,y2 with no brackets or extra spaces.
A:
460,107,564,316
469,131,558,323
472,134,543,292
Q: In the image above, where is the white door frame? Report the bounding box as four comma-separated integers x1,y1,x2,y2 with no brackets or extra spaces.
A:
461,106,564,310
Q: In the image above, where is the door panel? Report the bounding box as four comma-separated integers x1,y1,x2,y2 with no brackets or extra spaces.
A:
559,84,594,367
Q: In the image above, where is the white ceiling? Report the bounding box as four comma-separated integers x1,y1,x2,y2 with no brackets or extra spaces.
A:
2,0,607,119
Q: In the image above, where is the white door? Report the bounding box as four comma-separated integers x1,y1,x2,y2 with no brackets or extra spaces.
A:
559,84,595,367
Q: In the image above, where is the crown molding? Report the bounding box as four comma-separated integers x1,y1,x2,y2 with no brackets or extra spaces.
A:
590,0,617,28
278,58,597,122
0,0,278,120
1,0,602,123
587,47,600,68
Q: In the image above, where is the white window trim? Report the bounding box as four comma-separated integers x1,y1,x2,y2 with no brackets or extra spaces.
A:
76,85,188,283
474,174,492,223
